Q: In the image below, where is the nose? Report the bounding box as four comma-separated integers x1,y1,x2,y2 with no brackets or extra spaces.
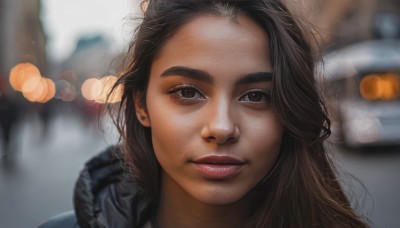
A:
200,98,239,144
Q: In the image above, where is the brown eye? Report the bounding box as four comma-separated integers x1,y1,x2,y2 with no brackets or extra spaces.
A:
169,85,205,101
239,90,270,103
248,92,263,102
181,88,197,98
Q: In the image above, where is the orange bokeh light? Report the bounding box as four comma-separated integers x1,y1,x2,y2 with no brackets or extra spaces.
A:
23,77,46,102
97,76,117,103
21,76,56,103
81,78,103,101
108,83,123,103
360,73,400,101
40,78,56,103
9,63,41,92
141,0,149,12
81,76,122,103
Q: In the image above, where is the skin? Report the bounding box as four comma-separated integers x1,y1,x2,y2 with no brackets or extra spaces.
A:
136,14,284,228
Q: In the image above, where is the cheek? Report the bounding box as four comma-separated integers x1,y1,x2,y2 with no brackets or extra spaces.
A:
150,120,184,173
146,104,199,163
148,113,180,155
246,114,283,170
247,112,283,145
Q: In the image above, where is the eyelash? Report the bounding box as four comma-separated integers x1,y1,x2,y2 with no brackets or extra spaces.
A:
239,89,271,104
168,84,206,104
168,84,271,105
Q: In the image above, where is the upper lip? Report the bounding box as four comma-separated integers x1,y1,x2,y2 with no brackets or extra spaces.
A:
192,155,245,165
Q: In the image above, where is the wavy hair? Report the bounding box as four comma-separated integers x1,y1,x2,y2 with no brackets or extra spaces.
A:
110,0,368,227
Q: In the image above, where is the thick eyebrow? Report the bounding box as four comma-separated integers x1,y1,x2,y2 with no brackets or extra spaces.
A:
235,72,273,86
160,66,272,85
160,66,212,83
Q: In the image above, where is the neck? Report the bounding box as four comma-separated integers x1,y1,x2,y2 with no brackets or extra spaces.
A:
156,174,255,228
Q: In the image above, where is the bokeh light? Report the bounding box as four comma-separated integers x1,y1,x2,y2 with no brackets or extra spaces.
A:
9,63,41,92
81,76,122,104
41,78,56,103
140,0,149,13
360,73,400,101
22,77,46,102
55,79,77,102
9,63,56,103
81,78,103,101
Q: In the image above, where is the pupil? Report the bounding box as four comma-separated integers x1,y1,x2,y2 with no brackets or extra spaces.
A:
182,88,195,98
249,92,262,102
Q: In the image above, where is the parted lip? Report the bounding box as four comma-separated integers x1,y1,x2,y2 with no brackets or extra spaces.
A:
192,155,245,165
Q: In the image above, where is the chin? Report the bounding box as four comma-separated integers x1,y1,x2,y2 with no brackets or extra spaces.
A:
189,184,250,206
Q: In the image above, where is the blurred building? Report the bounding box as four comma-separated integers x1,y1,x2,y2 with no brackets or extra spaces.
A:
287,0,400,49
0,0,47,93
2,0,398,91
55,34,121,102
62,35,116,80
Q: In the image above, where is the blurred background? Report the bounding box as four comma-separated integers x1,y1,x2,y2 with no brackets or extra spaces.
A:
0,0,399,227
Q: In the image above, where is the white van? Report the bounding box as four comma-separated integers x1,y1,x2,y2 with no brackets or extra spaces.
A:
323,40,400,147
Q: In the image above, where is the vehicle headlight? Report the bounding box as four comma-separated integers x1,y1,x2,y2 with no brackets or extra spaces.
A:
360,72,400,101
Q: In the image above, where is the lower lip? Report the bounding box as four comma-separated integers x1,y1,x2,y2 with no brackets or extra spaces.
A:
193,163,242,179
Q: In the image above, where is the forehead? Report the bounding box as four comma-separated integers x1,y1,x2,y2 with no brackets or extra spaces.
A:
152,14,271,71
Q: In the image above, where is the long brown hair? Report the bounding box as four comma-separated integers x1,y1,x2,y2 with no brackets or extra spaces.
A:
110,0,368,227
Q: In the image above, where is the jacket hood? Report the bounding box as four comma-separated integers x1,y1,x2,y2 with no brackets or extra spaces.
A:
73,146,153,228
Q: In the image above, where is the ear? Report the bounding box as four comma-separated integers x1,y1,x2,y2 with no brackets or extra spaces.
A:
134,92,151,127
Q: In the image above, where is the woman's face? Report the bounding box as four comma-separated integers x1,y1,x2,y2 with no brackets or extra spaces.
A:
138,14,283,205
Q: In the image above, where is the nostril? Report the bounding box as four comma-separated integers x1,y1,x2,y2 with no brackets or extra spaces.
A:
206,136,216,142
202,125,240,144
201,123,240,144
206,135,236,144
226,136,236,143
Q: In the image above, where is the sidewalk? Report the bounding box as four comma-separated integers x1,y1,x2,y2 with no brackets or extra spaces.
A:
0,112,117,228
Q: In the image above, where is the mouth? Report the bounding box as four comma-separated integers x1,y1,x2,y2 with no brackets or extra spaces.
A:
192,155,245,179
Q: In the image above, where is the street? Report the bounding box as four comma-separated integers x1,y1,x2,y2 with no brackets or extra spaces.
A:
0,112,399,228
332,143,400,228
0,111,118,228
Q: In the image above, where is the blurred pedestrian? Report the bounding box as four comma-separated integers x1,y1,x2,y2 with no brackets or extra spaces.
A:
41,0,369,227
0,92,21,161
35,100,58,141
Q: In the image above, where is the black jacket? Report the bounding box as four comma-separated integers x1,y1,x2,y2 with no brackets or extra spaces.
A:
39,146,154,228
